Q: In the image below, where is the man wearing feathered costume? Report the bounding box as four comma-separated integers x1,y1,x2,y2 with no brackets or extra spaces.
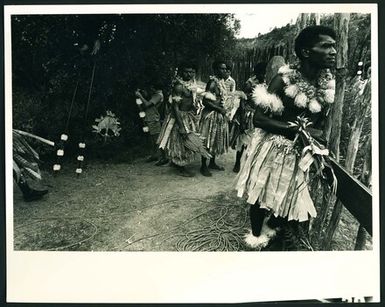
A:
199,60,231,177
235,26,337,249
157,62,210,177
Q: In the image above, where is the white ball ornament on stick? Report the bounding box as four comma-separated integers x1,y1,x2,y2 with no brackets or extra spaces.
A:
136,98,143,105
57,149,64,156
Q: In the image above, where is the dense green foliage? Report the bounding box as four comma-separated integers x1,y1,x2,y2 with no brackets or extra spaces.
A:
12,14,239,157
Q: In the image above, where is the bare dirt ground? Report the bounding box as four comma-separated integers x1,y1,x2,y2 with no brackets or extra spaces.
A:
13,150,371,251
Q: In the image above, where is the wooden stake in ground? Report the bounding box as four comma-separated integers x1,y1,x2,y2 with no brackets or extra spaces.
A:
354,136,372,250
345,78,371,172
322,13,350,250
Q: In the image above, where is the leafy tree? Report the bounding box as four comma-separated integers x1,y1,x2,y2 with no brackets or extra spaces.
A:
12,13,239,158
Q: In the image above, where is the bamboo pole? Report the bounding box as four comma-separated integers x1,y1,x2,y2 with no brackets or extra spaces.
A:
322,13,351,250
13,129,55,147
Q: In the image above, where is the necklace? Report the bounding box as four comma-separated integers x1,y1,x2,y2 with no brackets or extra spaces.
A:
175,77,196,91
209,75,228,102
172,77,201,109
279,65,335,113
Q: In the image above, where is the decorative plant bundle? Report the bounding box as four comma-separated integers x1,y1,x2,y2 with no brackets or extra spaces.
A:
288,116,337,194
223,91,248,121
92,110,121,142
13,129,55,182
184,132,212,159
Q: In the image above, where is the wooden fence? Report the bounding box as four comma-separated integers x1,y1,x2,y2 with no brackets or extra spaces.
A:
231,42,296,88
196,42,296,89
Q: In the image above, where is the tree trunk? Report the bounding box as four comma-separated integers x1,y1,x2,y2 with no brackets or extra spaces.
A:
322,13,350,250
328,14,350,158
345,79,371,172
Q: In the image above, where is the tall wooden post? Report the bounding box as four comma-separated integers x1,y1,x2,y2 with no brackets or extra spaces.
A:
327,13,350,156
322,13,350,250
345,78,371,172
310,13,320,26
354,136,372,250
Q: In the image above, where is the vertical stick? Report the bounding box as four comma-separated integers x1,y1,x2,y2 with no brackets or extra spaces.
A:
322,13,350,250
328,13,350,157
354,226,368,250
354,136,371,250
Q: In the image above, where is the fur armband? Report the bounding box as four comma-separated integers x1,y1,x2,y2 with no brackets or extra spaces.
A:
252,84,284,114
278,64,294,75
202,92,217,101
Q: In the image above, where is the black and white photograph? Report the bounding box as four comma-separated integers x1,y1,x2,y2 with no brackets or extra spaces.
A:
4,2,380,304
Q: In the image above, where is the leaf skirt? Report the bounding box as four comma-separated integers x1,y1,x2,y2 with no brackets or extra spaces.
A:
198,109,229,156
157,111,199,166
234,128,317,222
13,130,42,182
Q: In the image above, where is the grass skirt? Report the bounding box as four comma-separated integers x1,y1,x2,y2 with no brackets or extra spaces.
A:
157,111,199,166
13,130,42,182
229,109,255,151
235,128,317,222
199,109,229,156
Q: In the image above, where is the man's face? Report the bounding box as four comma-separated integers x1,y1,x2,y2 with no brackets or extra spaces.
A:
216,63,228,79
308,34,337,69
181,68,195,81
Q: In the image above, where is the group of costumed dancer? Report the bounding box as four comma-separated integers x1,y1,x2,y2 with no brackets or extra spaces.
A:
16,25,337,250
137,25,337,249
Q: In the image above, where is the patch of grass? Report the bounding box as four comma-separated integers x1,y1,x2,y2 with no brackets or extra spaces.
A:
14,219,97,251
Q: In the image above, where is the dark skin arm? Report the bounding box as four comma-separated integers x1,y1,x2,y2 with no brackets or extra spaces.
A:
171,84,188,135
244,78,254,95
135,90,162,110
238,98,246,132
307,127,326,145
253,75,325,141
202,80,226,115
252,75,297,138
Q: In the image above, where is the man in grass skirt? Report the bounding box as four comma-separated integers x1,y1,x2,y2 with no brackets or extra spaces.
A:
157,62,209,177
230,62,267,173
199,60,230,177
235,26,337,249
